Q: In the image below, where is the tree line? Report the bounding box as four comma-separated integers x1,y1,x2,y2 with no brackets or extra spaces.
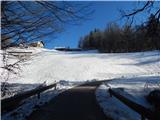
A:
78,15,160,53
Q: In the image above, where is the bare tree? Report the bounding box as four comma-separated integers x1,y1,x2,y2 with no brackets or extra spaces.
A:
120,1,160,25
1,1,93,48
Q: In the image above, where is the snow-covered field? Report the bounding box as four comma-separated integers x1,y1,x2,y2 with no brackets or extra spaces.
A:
1,47,160,120
1,47,160,84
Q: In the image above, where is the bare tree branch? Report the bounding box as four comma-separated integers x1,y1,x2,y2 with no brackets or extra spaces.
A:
1,1,93,48
123,1,153,17
120,1,160,25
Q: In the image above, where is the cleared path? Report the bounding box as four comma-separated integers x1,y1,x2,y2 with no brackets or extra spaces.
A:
28,81,112,120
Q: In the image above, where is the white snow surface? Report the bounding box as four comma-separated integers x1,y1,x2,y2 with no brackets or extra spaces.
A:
1,81,82,120
1,47,160,84
96,76,160,120
1,47,160,120
2,87,59,120
96,84,140,120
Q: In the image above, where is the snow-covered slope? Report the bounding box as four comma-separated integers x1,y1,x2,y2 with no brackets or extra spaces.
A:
1,47,160,84
1,47,160,120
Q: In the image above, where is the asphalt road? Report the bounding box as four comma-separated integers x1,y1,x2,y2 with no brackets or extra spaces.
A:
28,81,112,120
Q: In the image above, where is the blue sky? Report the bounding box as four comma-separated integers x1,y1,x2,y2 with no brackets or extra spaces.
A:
44,1,150,49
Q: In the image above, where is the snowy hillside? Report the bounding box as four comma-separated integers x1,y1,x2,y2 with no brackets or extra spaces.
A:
1,47,160,120
1,47,160,84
